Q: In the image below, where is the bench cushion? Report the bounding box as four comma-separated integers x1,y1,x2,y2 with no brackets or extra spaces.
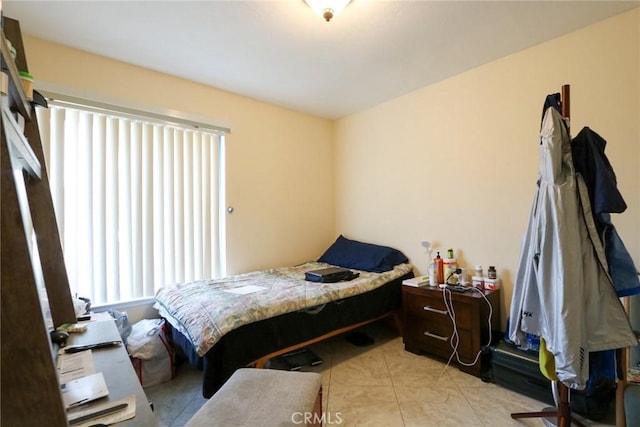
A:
186,368,322,427
624,384,640,427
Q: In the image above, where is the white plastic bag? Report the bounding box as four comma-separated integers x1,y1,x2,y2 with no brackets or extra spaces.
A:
127,319,166,359
127,319,175,387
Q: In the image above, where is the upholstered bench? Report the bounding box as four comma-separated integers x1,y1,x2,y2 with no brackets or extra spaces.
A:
624,384,639,427
185,368,323,427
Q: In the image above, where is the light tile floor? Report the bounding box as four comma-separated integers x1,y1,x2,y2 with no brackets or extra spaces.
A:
145,320,616,427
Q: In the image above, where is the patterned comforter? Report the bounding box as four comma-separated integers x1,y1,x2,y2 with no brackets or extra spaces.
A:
154,261,413,356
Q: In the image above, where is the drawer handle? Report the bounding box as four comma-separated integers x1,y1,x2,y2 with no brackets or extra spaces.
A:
423,306,448,315
424,331,449,341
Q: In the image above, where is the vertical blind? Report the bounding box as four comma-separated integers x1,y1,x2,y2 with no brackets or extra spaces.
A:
36,104,224,305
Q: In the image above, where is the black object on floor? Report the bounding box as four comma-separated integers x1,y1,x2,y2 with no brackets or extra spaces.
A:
272,348,323,371
345,331,374,347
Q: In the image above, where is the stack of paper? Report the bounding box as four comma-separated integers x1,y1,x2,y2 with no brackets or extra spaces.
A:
61,372,109,409
402,276,430,287
58,350,95,382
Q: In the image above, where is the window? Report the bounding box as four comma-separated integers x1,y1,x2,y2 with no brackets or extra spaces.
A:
36,95,227,305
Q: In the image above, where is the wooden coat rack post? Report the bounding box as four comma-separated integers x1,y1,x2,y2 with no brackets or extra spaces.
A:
510,85,586,427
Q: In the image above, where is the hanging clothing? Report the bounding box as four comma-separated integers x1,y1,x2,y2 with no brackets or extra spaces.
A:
571,127,640,297
508,101,637,390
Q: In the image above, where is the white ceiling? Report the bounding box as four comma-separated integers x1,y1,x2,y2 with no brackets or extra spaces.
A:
4,1,639,119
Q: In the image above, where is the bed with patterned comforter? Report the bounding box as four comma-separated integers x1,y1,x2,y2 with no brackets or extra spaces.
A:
155,261,412,357
154,235,413,397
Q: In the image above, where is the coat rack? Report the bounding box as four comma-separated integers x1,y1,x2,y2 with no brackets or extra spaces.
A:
509,84,586,427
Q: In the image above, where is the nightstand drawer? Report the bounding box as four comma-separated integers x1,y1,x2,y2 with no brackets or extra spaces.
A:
405,321,473,360
406,312,453,337
404,292,472,330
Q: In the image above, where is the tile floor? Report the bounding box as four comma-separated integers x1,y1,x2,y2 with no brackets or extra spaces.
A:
144,320,616,427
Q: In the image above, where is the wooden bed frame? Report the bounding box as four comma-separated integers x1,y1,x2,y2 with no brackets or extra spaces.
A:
251,310,403,368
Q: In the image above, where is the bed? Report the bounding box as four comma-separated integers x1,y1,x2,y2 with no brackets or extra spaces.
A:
154,235,414,398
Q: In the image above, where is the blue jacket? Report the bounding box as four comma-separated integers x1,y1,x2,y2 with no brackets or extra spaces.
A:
571,127,640,297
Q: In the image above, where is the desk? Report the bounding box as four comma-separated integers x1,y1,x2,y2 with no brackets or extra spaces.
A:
65,316,158,426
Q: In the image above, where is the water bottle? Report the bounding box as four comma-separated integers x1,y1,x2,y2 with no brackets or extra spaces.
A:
428,259,437,287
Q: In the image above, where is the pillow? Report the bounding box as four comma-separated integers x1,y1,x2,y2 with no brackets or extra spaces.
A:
318,235,409,273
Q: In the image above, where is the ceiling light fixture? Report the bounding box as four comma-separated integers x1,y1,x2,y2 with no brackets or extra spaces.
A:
304,0,352,22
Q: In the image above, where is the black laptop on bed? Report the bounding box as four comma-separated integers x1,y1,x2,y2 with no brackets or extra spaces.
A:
305,267,359,283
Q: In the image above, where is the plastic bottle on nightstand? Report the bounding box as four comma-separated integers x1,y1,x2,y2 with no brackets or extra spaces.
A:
435,252,444,285
487,266,496,279
485,266,500,290
472,265,484,290
428,258,437,287
443,248,458,284
475,265,483,278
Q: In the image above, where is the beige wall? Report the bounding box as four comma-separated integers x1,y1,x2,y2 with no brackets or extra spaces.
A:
22,36,336,277
334,8,640,326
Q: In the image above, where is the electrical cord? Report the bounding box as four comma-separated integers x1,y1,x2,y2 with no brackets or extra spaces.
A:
439,286,493,377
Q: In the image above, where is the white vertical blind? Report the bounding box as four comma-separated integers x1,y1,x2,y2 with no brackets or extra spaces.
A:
36,104,224,305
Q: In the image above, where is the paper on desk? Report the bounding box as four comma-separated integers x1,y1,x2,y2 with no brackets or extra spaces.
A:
224,284,267,295
67,394,136,427
57,350,95,382
61,372,109,409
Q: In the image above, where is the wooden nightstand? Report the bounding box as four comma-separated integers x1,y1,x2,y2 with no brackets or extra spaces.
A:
402,285,501,378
